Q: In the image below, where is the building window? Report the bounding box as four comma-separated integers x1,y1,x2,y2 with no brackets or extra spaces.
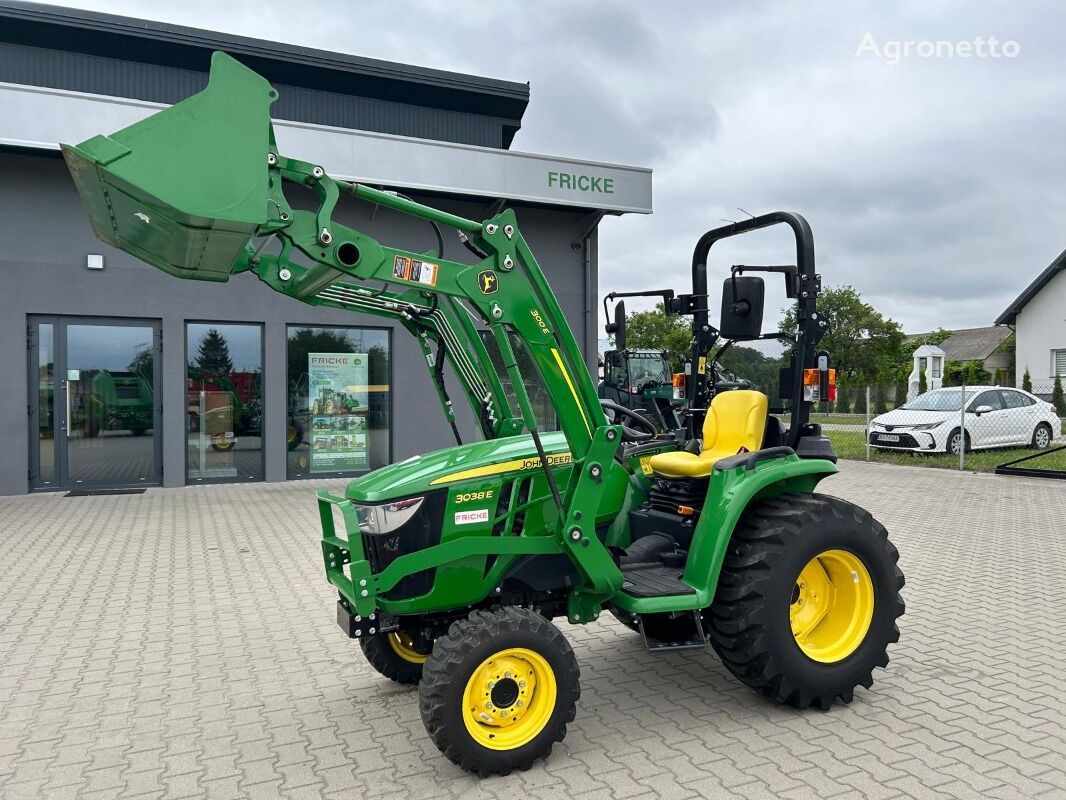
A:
480,331,560,431
287,326,391,478
186,323,264,482
1055,349,1066,377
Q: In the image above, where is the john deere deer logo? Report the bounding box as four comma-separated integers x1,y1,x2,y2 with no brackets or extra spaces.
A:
477,270,499,294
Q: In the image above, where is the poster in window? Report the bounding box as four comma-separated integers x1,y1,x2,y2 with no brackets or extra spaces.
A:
308,352,369,472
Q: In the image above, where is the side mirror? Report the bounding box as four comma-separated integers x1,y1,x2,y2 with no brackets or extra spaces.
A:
974,404,993,415
604,300,627,351
719,276,765,340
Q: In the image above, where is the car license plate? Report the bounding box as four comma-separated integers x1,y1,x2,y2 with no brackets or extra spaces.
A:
878,434,900,443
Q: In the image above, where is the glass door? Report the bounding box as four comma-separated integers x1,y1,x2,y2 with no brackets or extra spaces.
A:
30,320,57,488
29,317,161,490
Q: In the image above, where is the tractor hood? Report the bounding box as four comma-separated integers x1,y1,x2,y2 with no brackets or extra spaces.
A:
346,431,571,504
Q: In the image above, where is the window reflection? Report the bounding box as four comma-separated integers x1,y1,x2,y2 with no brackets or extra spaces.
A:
186,323,263,482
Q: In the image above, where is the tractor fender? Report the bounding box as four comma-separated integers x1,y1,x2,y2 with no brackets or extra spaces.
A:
682,453,838,604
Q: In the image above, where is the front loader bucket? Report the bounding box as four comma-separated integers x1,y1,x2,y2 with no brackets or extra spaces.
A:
61,51,277,282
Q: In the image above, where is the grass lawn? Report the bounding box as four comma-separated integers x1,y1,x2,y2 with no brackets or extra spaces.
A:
774,413,868,427
823,429,1066,473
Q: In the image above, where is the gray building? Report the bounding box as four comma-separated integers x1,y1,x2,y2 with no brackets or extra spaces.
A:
0,2,652,495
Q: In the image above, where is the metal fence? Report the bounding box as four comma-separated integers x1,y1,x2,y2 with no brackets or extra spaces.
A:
793,380,1065,475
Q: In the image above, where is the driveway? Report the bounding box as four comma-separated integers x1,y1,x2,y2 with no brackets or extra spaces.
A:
1,462,1063,799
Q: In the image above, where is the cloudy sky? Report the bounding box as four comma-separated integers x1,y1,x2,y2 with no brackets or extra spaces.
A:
41,0,1066,334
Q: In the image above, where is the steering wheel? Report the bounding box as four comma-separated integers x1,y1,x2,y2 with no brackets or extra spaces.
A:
633,377,659,394
599,399,659,442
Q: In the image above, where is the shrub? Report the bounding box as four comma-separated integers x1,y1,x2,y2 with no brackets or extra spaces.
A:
918,364,928,395
1053,375,1066,417
895,373,909,406
994,368,1004,386
1023,367,1033,393
836,382,850,414
853,378,868,415
873,382,887,414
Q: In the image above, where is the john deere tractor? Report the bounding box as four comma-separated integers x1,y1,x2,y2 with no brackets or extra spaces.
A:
598,290,685,433
63,53,904,777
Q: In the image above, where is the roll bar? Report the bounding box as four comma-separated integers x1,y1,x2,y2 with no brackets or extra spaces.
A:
686,212,827,448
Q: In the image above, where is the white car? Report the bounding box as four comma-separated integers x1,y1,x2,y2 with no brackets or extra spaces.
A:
868,386,1060,455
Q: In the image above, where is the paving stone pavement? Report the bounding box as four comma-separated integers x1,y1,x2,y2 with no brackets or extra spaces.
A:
1,460,1064,800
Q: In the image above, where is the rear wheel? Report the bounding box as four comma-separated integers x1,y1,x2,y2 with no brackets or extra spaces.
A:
419,607,579,776
707,493,904,710
360,631,432,685
1033,422,1053,450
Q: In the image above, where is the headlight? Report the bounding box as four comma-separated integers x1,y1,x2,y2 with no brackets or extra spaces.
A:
356,497,424,535
906,422,944,431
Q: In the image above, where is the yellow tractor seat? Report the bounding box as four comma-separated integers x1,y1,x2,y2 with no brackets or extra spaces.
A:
649,390,769,478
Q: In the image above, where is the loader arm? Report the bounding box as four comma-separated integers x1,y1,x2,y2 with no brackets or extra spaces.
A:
60,51,623,611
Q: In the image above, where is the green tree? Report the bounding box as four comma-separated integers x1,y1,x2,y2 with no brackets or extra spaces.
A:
894,372,909,407
127,347,154,387
873,382,887,414
1052,375,1066,416
994,367,1004,386
195,328,234,376
836,380,851,414
287,328,355,388
918,363,928,395
853,374,868,415
718,345,783,398
621,304,691,360
779,285,904,378
1023,367,1033,393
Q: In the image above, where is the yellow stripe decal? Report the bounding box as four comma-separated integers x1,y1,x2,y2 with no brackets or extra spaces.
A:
551,348,592,436
430,452,573,485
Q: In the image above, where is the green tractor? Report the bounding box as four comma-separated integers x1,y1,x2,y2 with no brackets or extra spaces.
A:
597,289,756,433
76,368,153,437
62,53,904,777
598,291,683,433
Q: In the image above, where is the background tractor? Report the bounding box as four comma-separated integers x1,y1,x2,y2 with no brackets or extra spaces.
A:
63,52,904,777
598,290,684,433
597,289,756,434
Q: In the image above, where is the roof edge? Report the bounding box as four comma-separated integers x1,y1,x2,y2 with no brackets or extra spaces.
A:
0,1,530,102
995,248,1066,325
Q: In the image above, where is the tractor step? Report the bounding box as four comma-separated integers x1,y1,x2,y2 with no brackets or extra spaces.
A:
620,562,697,598
639,610,709,653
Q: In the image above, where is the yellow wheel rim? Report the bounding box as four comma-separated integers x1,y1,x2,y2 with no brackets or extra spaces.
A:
461,647,556,751
790,549,875,663
387,632,429,665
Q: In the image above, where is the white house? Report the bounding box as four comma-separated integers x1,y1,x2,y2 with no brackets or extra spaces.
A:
997,248,1066,394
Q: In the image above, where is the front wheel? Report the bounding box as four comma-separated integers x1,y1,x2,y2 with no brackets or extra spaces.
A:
360,631,433,685
707,493,905,710
419,607,579,776
947,428,970,455
1032,422,1053,450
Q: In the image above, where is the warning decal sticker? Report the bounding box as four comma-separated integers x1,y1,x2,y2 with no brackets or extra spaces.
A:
410,259,438,286
392,255,438,287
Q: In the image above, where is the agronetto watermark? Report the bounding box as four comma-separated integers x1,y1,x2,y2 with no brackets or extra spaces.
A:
854,33,1020,65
